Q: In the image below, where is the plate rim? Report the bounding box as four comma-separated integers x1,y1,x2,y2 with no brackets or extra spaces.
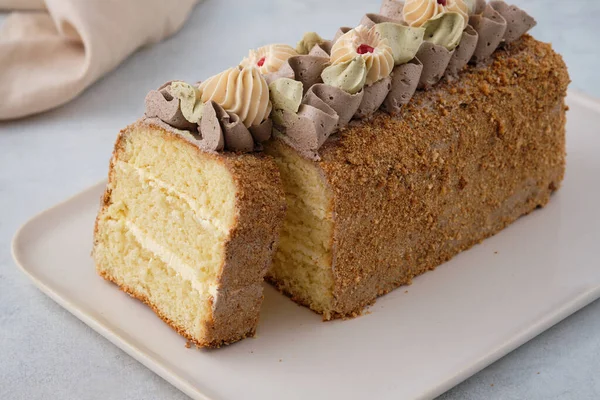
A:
11,89,600,400
11,186,214,400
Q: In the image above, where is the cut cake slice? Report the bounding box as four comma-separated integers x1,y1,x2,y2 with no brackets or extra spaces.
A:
93,121,286,347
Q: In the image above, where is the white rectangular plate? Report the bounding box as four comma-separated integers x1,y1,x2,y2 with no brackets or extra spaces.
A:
12,92,600,400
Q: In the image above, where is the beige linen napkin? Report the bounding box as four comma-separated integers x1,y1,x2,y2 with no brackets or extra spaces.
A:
0,0,198,120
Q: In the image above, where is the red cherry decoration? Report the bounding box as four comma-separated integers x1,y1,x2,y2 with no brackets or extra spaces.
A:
437,0,447,5
257,56,266,67
357,44,375,54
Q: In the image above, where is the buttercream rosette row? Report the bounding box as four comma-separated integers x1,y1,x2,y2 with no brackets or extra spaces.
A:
144,78,272,153
142,0,535,158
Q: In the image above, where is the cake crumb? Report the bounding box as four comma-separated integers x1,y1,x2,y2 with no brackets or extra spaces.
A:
490,384,494,387
185,341,191,349
404,290,409,294
494,251,498,254
279,359,282,362
479,82,492,95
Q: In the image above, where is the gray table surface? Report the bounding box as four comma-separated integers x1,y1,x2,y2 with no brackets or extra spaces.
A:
1,1,598,399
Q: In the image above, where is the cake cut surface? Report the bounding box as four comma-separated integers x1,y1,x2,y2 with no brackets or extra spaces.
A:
265,144,336,313
93,121,285,347
265,35,569,319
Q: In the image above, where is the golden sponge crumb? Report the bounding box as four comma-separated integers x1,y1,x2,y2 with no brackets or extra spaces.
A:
264,140,335,318
95,219,212,339
110,161,226,280
94,123,239,344
120,125,238,231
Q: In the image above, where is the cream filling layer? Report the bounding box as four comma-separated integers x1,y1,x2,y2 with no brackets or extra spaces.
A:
126,220,219,298
116,161,229,234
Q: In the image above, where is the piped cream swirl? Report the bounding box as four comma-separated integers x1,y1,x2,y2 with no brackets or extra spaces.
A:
199,66,272,128
403,0,469,27
446,0,469,25
330,25,394,86
240,44,298,75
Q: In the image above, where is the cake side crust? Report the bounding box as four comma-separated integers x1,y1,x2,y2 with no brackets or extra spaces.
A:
205,151,286,343
323,35,570,317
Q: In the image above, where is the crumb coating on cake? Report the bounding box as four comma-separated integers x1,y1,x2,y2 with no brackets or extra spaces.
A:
269,35,570,318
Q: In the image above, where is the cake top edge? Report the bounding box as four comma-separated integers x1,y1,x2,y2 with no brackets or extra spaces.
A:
143,0,536,158
317,34,569,164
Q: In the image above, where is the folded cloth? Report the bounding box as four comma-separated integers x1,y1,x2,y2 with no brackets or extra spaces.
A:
0,0,44,10
0,0,198,120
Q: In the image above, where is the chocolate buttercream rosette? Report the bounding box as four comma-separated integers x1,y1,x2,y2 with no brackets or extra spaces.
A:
379,0,404,20
287,55,331,94
489,1,536,43
269,77,340,159
382,59,423,114
304,84,364,130
470,4,507,63
445,24,478,79
469,1,536,64
359,13,402,29
355,76,393,118
308,44,331,58
145,81,198,131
